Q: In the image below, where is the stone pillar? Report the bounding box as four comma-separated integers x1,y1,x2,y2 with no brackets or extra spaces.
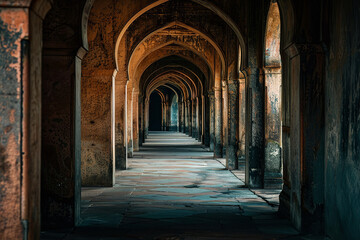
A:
226,80,239,170
166,101,171,131
0,8,29,236
43,44,84,229
0,2,51,238
179,101,184,132
198,96,203,142
214,88,223,158
187,100,192,136
127,88,133,158
184,100,189,134
133,91,139,151
81,68,113,186
192,99,198,139
115,81,127,170
161,101,165,131
209,91,215,151
138,96,144,145
222,81,228,156
245,67,265,188
177,100,183,132
183,101,186,133
238,76,246,169
160,102,163,131
280,43,325,231
264,67,282,188
163,102,167,131
144,98,149,138
203,94,210,147
164,99,167,131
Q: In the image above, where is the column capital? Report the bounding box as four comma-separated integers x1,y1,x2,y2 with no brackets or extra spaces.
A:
115,80,128,86
214,87,221,92
244,67,264,76
263,67,281,74
227,79,240,85
239,69,247,80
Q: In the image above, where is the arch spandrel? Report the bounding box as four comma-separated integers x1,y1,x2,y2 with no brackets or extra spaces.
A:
125,21,225,80
145,72,198,100
84,0,246,75
127,36,217,86
143,67,203,95
134,49,212,90
146,73,194,99
138,56,208,94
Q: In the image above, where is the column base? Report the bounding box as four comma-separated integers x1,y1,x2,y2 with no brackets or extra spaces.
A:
222,146,227,158
214,143,223,158
238,156,245,171
226,144,238,170
278,184,291,218
264,172,283,189
115,144,127,170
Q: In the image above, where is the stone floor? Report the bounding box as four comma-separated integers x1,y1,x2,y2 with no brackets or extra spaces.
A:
41,132,324,240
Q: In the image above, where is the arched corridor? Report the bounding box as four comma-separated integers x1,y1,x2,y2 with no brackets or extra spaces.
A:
1,0,360,239
43,132,297,239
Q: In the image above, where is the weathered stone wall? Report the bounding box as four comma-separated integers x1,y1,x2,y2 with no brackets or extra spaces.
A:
0,2,51,238
41,0,84,228
324,0,360,238
2,1,360,239
81,72,113,186
277,0,326,233
41,54,78,227
0,6,29,239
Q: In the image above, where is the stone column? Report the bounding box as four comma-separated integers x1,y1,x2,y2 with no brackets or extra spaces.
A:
161,101,166,131
226,80,239,170
209,91,215,151
222,81,228,156
238,76,246,169
115,81,128,170
178,100,182,132
179,101,183,132
264,67,282,188
133,91,139,151
192,98,198,139
280,43,325,231
245,67,265,188
166,101,171,131
203,94,210,147
181,99,186,133
198,96,203,142
127,88,133,158
139,96,144,146
0,2,51,238
214,88,223,158
144,98,149,138
184,100,189,134
43,45,86,230
187,100,192,136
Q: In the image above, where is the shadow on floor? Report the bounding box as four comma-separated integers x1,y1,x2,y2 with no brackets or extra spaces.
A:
41,132,324,240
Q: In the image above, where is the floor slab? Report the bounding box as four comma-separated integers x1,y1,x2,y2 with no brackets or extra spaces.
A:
41,132,319,240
